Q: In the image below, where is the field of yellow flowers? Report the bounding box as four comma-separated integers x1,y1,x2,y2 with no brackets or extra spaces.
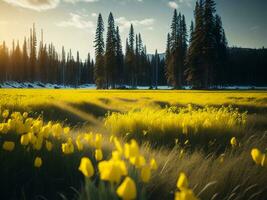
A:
0,89,267,200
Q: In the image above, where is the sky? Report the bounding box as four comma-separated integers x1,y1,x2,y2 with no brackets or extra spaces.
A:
0,0,266,60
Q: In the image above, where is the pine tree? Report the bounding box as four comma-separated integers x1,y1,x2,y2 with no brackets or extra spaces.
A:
126,24,136,88
61,46,66,86
166,9,186,89
202,0,216,87
105,12,117,88
22,38,28,82
185,1,204,88
165,33,172,86
214,14,228,86
94,14,105,89
115,26,124,86
30,24,37,81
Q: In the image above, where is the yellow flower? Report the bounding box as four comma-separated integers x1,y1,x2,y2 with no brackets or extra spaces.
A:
95,149,103,161
3,141,15,151
34,157,42,168
33,136,43,150
114,137,123,154
76,138,84,151
45,140,53,151
23,112,28,118
2,110,9,119
52,123,62,138
141,165,151,183
175,189,198,200
230,137,237,147
98,159,127,183
124,139,139,159
94,133,103,149
150,158,158,170
251,148,263,165
62,138,74,154
130,155,146,168
78,157,94,178
177,172,189,190
20,134,30,146
0,123,9,134
116,177,137,200
64,127,70,135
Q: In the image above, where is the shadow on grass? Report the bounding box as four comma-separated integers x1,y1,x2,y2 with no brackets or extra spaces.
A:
5,101,117,127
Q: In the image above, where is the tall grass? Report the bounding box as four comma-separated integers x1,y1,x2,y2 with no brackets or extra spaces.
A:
105,106,247,149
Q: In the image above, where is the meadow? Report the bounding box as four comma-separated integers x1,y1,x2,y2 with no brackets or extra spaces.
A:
0,89,267,200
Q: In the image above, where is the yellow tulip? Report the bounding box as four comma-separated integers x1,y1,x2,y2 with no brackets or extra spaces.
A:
23,112,28,119
98,159,127,183
175,189,199,200
130,155,146,168
95,149,103,161
3,141,15,151
34,157,42,168
76,138,84,151
20,134,30,146
52,123,62,138
94,133,103,149
0,123,9,134
62,138,75,154
141,165,151,183
230,137,237,147
116,177,137,200
251,148,263,165
45,140,53,151
78,157,94,178
63,127,70,135
177,172,189,190
150,158,158,170
2,109,9,119
124,139,139,159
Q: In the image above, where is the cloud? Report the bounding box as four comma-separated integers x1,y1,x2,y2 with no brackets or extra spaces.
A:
3,0,98,11
57,13,95,29
63,0,98,3
168,1,178,9
168,0,192,9
2,0,60,11
115,17,155,32
91,13,98,17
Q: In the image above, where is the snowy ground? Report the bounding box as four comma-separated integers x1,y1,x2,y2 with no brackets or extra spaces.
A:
0,81,266,90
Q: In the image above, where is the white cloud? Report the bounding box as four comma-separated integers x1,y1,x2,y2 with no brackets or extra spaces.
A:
115,17,155,32
63,0,98,3
2,0,98,11
91,12,98,17
57,13,95,29
168,1,178,9
2,0,60,11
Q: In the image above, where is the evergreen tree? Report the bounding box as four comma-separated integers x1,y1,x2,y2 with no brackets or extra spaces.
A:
185,1,204,88
126,24,136,88
30,24,37,82
115,26,124,86
22,38,29,82
105,12,117,88
202,0,216,87
94,14,105,89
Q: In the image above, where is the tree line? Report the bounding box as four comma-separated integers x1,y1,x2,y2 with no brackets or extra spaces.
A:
0,24,94,86
0,0,266,88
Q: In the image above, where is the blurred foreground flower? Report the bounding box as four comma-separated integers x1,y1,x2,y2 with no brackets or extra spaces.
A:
79,157,94,178
116,176,137,200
